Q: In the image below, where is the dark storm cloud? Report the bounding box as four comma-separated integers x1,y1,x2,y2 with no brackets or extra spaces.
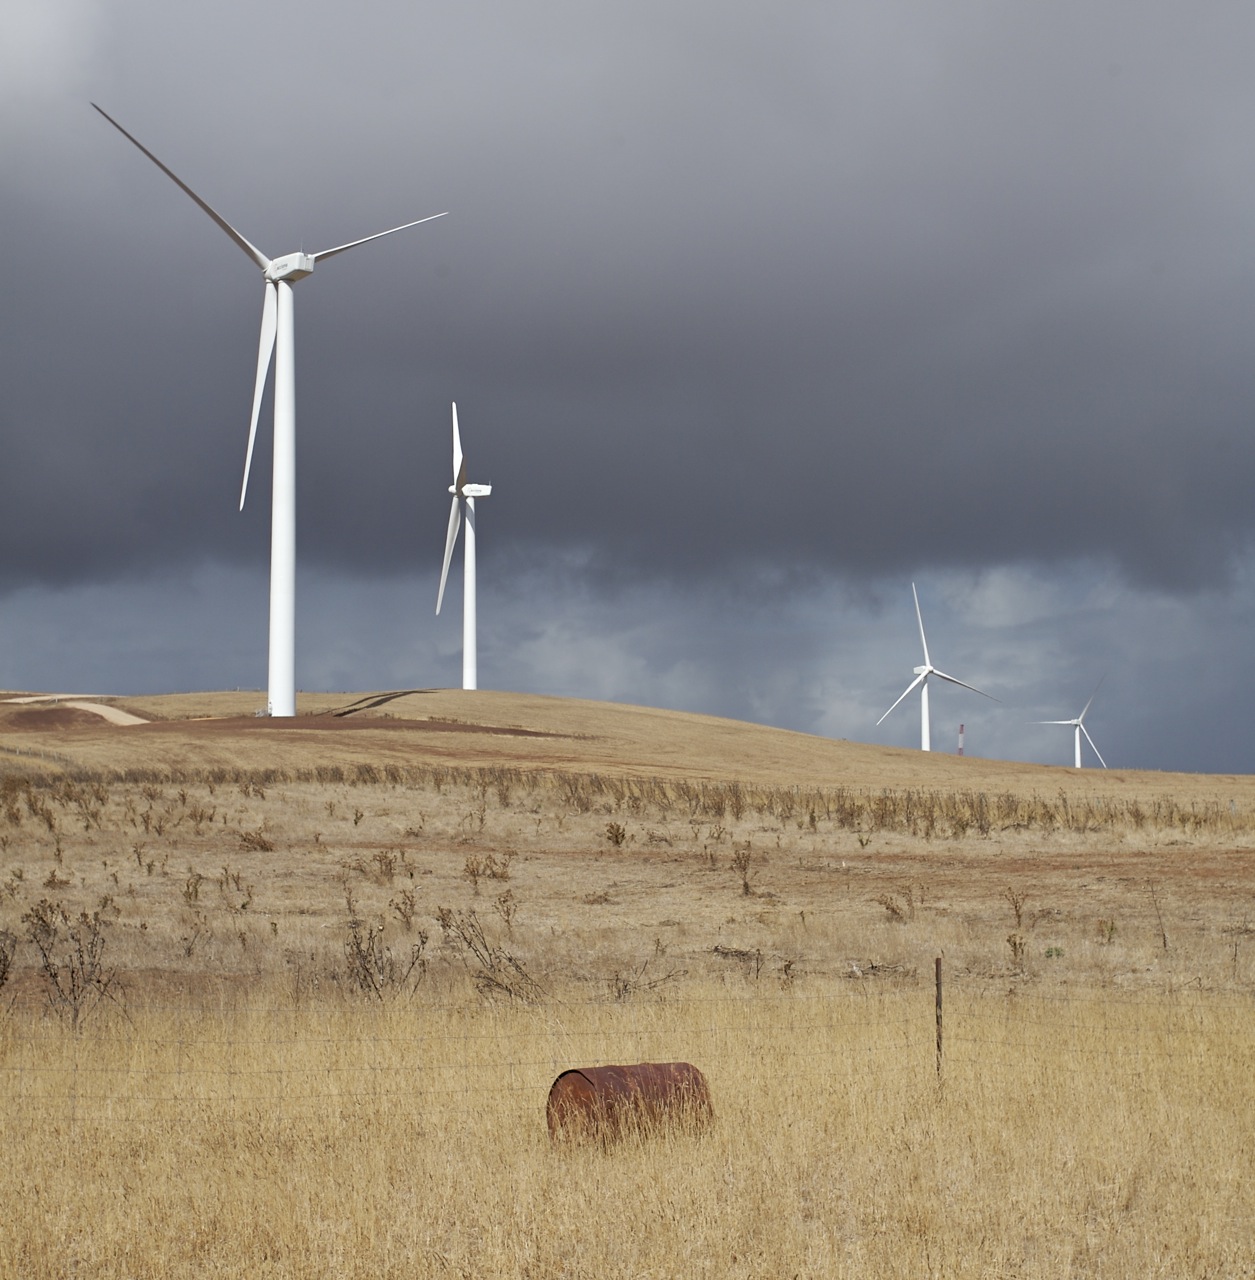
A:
3,0,1253,590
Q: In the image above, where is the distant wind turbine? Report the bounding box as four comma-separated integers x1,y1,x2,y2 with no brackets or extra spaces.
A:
94,104,447,718
436,404,492,691
1037,681,1108,769
877,583,997,752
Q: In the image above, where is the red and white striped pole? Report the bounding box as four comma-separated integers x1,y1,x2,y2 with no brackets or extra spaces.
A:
957,724,965,756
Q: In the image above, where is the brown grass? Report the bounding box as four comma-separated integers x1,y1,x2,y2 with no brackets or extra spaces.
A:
3,986,1252,1276
2,689,1255,1275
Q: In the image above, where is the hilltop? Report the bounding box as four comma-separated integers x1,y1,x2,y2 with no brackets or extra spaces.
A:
3,688,1250,809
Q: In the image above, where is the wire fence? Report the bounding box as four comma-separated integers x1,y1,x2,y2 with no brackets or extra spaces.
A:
3,971,1253,1131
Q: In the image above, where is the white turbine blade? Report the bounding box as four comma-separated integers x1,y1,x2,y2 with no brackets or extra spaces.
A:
451,403,466,491
1078,676,1105,724
1034,719,1077,726
240,283,278,510
312,211,448,263
93,104,270,271
1080,724,1108,769
931,669,999,701
910,582,933,668
436,496,462,615
877,673,926,726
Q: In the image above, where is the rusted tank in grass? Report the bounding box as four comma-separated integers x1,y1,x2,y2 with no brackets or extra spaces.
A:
546,1061,712,1142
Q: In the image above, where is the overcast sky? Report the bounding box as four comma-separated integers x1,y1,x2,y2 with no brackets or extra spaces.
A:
3,1,1255,773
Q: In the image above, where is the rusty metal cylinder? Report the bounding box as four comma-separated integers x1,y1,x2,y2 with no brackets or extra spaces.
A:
546,1061,712,1141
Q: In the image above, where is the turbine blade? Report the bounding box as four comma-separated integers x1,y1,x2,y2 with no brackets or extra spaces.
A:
240,283,278,510
1035,719,1076,726
312,211,448,263
877,673,926,726
93,104,270,271
1080,724,1108,769
931,669,999,701
912,582,931,668
436,496,461,615
451,403,466,491
1079,675,1105,724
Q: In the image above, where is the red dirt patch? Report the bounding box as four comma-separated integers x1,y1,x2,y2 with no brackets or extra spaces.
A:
131,714,569,739
4,707,114,731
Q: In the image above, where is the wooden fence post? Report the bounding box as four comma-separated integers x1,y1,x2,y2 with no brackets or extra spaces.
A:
935,955,943,1079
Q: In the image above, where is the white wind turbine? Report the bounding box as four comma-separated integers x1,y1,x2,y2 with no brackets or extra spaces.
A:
94,104,447,718
436,404,492,690
877,583,997,752
1037,681,1108,769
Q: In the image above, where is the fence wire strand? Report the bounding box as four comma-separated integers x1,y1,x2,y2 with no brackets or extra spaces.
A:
2,975,1252,1131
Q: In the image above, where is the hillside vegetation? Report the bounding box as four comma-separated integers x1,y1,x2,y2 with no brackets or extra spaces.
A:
1,690,1253,1275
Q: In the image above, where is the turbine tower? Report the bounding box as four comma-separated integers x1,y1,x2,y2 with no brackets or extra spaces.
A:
436,404,492,690
1037,682,1107,769
94,105,446,717
877,583,997,752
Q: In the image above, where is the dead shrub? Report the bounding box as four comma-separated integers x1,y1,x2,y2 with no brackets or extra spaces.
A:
435,906,543,1001
609,955,685,1000
390,889,418,931
1004,887,1026,929
875,886,915,923
21,899,122,1031
731,842,755,896
0,929,15,995
463,851,515,893
342,888,428,1000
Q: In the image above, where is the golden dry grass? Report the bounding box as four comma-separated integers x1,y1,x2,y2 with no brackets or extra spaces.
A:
6,685,1255,799
2,689,1255,1276
3,987,1253,1276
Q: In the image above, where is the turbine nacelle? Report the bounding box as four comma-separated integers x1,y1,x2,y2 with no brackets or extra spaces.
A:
451,483,492,498
913,665,929,676
265,253,315,283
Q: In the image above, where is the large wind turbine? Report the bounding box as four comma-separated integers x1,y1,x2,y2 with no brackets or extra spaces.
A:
436,404,492,690
94,105,447,718
1037,682,1108,769
877,583,997,752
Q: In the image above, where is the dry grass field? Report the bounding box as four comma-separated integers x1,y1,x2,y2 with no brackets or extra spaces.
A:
2,689,1254,1277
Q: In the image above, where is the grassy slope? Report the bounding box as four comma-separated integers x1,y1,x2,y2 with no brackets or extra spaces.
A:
3,690,1255,1275
3,687,1252,803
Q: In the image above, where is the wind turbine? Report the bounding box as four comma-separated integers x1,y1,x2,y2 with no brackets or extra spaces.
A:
436,403,492,690
877,583,997,752
1037,681,1108,769
94,104,447,718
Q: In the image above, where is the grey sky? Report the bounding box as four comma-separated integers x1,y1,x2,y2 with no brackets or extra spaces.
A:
3,1,1255,773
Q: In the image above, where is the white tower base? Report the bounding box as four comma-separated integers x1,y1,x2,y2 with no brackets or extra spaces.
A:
267,280,297,719
462,498,477,691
